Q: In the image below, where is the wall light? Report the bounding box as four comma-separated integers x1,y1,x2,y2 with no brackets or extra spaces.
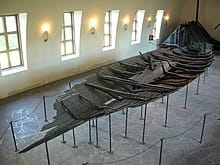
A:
90,19,97,35
147,16,152,27
122,17,129,30
164,14,170,23
41,24,50,42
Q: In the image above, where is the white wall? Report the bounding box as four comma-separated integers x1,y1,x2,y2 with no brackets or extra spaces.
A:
179,0,220,41
0,0,183,99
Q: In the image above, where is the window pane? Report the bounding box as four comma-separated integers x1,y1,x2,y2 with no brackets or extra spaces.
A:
64,13,72,26
104,23,110,34
131,32,136,41
65,41,73,54
6,16,17,32
65,27,72,40
61,43,65,55
61,28,64,41
132,22,136,30
0,53,9,69
9,50,21,67
0,36,7,51
0,17,4,33
104,35,110,47
8,34,19,49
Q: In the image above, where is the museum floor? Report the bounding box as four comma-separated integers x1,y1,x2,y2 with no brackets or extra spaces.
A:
0,56,220,165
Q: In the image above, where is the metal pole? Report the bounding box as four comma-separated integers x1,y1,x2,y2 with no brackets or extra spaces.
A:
141,104,147,144
195,0,200,21
43,96,48,122
123,108,128,138
108,114,113,154
121,109,125,115
196,75,200,95
45,141,51,165
72,128,78,148
164,95,169,127
69,80,72,89
203,71,206,84
9,121,18,152
158,138,164,165
140,105,144,120
61,133,66,143
184,85,189,109
199,114,207,144
91,118,95,127
95,118,100,148
88,120,92,144
161,97,164,104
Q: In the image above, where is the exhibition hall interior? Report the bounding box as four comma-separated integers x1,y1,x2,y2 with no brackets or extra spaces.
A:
0,0,220,164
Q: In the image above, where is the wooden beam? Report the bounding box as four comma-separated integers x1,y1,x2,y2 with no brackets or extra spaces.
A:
85,82,148,101
97,72,174,92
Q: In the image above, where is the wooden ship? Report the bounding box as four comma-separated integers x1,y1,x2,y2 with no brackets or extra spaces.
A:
19,21,219,153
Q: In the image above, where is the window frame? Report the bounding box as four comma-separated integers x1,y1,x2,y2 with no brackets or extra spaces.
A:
103,10,112,48
0,14,24,70
61,12,76,56
131,11,138,42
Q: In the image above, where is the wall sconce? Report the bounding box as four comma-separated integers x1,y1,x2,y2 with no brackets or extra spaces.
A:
122,17,129,30
90,19,97,35
164,14,170,24
147,16,152,27
42,24,50,42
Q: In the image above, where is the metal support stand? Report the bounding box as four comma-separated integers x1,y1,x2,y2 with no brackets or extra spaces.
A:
88,120,92,144
95,118,100,148
91,118,96,127
199,114,207,144
184,85,189,109
9,121,18,152
61,133,66,143
164,95,169,127
121,109,125,115
123,108,128,138
158,138,164,165
196,75,200,95
161,97,164,104
43,96,48,122
203,71,206,84
141,104,147,144
72,128,78,148
69,80,72,89
108,114,113,154
140,105,144,120
45,142,51,165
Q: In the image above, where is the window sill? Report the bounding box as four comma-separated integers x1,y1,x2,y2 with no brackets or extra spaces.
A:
131,41,141,45
61,54,79,61
103,46,115,52
1,65,27,76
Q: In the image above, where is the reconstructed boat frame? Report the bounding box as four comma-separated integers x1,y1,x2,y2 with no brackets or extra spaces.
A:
19,21,218,153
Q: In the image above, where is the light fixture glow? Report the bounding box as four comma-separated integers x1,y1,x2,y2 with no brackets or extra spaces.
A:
123,17,129,25
164,14,170,22
90,18,97,35
41,23,50,42
147,16,152,27
122,17,129,30
41,24,50,33
90,19,97,28
147,16,152,22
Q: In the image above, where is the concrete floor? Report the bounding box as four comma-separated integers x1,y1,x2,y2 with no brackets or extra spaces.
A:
0,56,220,165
